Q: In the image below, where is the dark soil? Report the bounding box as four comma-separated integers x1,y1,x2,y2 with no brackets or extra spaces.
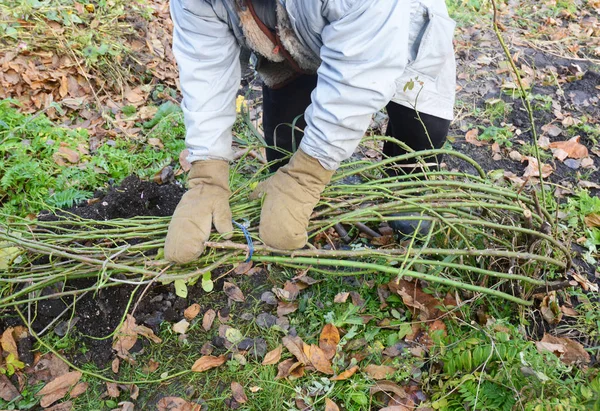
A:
64,175,184,220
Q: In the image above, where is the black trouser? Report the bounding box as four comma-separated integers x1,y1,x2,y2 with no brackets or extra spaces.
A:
262,74,451,175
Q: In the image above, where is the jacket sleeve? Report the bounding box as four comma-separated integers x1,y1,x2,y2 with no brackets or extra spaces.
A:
170,0,240,163
299,0,410,170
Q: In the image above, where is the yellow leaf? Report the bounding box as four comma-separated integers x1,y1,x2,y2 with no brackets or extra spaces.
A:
235,95,246,114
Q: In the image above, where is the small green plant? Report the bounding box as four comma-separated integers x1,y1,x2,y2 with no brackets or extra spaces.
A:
478,125,514,148
484,98,510,123
0,100,185,217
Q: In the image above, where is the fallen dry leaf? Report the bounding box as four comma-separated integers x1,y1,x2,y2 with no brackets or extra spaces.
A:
277,301,299,316
307,344,334,375
191,355,226,372
465,128,485,146
179,149,192,172
540,292,562,325
184,304,201,321
54,146,80,164
202,309,216,331
364,364,397,380
37,371,82,408
45,401,73,411
334,292,350,303
541,123,562,137
370,380,407,399
579,180,600,189
522,156,553,178
275,358,296,380
118,401,136,411
223,281,245,302
157,397,201,411
536,334,590,365
1,327,19,359
249,386,262,393
142,359,160,374
172,319,190,335
319,323,340,360
262,345,283,365
325,398,341,411
113,315,162,360
549,136,589,160
106,382,119,398
234,261,253,275
388,279,456,321
572,273,599,292
112,357,120,374
330,365,359,381
585,214,600,228
282,335,309,365
69,382,88,398
231,382,248,404
0,374,19,401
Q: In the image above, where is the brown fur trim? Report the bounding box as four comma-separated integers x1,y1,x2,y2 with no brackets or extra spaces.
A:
256,59,297,88
275,3,321,72
239,9,284,63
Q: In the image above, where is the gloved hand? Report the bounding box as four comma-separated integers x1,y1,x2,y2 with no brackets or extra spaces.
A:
164,160,233,264
250,149,334,250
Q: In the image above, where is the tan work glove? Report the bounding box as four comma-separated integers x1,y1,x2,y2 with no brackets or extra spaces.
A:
250,149,334,250
164,160,233,264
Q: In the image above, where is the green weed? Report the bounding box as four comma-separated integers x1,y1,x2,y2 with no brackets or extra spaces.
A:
0,99,185,217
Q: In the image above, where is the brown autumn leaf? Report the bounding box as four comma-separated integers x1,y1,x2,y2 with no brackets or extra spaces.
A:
223,281,245,302
334,292,350,303
191,355,226,372
111,357,120,374
465,128,485,146
37,371,82,408
549,136,589,160
364,364,397,380
522,156,554,178
54,146,80,164
202,309,216,331
541,123,562,137
231,382,248,404
288,362,305,379
118,402,136,411
106,382,120,398
536,334,590,365
172,319,190,335
370,380,407,399
184,303,201,321
45,400,74,411
585,214,600,228
540,292,563,325
275,358,295,380
389,279,456,321
113,315,162,359
142,359,160,374
0,374,20,401
234,261,253,275
130,384,140,400
307,344,334,375
69,382,88,398
277,301,299,316
179,149,192,172
262,345,283,365
319,323,340,360
330,365,359,381
1,327,19,359
325,398,341,411
282,335,310,365
124,88,144,104
157,397,202,411
249,386,262,393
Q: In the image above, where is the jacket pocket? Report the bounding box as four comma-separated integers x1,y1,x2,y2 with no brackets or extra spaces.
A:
406,8,456,81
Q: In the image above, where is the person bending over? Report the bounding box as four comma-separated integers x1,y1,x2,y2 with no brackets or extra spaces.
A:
165,0,456,264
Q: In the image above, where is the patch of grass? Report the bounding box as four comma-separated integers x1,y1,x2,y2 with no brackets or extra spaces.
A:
0,99,185,217
478,124,514,148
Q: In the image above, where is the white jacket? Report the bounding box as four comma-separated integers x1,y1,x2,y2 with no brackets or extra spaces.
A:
171,0,456,170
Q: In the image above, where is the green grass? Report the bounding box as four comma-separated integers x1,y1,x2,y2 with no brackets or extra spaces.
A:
0,99,185,216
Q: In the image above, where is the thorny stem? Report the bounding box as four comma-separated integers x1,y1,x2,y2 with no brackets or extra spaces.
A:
490,0,547,206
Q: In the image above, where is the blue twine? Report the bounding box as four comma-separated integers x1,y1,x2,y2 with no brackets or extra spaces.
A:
232,220,254,262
